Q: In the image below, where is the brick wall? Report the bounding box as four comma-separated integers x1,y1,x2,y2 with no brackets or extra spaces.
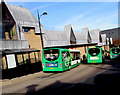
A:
23,29,42,60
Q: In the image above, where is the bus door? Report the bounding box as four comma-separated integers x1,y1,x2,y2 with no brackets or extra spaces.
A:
62,51,71,69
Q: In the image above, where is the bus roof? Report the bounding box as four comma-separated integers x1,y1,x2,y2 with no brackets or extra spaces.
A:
43,48,70,52
43,48,81,53
87,47,102,49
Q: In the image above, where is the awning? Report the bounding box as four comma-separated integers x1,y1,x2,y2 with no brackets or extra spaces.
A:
1,48,40,55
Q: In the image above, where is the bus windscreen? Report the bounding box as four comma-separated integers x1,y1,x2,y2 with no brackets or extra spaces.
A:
44,49,59,61
112,48,120,54
88,48,100,56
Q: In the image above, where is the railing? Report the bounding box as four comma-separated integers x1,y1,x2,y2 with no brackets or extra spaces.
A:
0,39,29,50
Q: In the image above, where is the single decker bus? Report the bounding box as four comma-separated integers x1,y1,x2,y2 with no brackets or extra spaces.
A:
42,48,81,71
87,47,104,63
110,47,120,59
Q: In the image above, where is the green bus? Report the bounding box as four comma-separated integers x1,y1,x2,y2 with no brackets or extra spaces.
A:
42,48,81,71
87,47,104,63
110,47,120,59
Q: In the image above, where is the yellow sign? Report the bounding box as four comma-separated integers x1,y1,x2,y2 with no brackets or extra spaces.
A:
50,68,55,69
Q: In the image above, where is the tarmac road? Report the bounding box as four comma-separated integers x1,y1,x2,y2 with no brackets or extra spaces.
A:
2,60,120,95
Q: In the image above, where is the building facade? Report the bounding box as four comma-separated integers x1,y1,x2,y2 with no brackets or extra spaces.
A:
1,1,42,51
1,1,43,77
100,28,120,41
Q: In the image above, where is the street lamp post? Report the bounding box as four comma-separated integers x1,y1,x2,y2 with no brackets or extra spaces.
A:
37,10,47,49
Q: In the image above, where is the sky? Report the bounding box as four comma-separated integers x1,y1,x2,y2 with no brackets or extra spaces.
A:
7,1,119,32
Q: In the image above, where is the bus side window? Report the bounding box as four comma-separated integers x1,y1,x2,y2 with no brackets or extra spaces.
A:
76,53,80,60
62,52,67,61
71,53,75,60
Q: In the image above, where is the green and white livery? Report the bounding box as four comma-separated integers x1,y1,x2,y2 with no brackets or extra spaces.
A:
42,48,81,71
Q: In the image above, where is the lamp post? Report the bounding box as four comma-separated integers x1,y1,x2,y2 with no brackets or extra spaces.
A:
37,10,47,49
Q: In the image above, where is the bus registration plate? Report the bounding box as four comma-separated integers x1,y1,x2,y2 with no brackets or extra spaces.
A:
90,57,99,60
46,63,58,67
112,55,118,57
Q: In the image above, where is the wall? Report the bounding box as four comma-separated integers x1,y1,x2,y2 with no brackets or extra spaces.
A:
76,45,96,60
23,29,42,50
23,29,42,59
76,47,86,60
101,28,120,40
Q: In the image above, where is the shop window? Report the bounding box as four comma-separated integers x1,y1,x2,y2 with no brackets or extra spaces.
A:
35,52,40,62
23,53,29,64
2,56,7,70
30,52,36,63
17,54,24,65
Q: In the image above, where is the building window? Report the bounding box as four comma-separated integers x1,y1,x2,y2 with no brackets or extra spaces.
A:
24,29,29,33
4,32,10,39
22,27,35,33
23,27,30,33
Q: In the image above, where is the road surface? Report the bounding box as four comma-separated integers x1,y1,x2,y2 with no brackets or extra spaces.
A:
1,60,120,95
